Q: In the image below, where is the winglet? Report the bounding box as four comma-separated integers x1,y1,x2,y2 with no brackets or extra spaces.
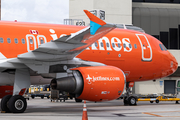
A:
84,10,106,35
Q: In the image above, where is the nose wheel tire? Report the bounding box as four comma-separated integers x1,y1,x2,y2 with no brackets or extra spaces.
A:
8,95,27,113
128,96,137,105
1,95,12,113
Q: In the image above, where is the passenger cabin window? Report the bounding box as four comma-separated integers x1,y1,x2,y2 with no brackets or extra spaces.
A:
14,38,18,44
7,38,11,43
95,42,98,47
30,39,33,44
40,39,44,44
0,38,4,43
134,44,137,49
123,44,126,48
100,42,104,47
129,44,132,48
106,43,109,48
112,43,115,48
118,43,121,48
21,38,25,44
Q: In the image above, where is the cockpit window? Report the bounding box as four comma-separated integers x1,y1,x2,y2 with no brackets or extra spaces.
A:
159,44,167,51
162,44,167,51
159,44,164,51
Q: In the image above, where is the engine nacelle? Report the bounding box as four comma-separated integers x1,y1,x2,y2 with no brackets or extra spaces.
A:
50,66,126,102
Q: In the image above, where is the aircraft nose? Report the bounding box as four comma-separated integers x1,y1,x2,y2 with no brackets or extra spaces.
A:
171,54,178,72
162,51,178,77
169,52,178,74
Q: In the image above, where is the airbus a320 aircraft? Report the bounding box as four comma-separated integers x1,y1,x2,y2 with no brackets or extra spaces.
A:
0,10,178,113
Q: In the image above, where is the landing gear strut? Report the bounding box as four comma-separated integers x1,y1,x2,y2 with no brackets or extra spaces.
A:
123,82,137,106
1,69,30,113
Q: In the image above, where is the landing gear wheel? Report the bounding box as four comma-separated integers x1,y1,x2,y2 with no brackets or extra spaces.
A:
75,98,82,103
176,101,179,104
1,95,12,113
150,101,154,103
8,95,27,113
155,99,159,103
128,96,137,105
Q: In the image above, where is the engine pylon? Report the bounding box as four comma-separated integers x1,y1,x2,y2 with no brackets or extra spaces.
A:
82,101,88,120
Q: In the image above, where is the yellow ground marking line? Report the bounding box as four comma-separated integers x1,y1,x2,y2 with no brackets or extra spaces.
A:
142,112,162,117
142,111,180,117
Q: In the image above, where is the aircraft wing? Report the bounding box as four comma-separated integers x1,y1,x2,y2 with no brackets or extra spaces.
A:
17,10,116,61
0,10,116,73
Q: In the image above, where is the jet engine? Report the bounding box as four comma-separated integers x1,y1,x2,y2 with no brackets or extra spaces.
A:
50,66,126,101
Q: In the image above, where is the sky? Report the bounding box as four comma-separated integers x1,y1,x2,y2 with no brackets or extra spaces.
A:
1,0,69,24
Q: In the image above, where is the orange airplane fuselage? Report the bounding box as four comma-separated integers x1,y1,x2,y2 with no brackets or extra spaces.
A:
0,21,178,82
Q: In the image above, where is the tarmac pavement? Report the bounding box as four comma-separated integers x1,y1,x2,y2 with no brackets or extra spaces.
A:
0,98,180,120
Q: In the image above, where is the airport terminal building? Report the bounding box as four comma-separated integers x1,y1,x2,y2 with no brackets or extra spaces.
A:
69,0,180,94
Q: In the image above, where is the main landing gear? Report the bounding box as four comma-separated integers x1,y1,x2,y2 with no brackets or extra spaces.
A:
1,95,27,113
123,82,137,106
1,69,30,113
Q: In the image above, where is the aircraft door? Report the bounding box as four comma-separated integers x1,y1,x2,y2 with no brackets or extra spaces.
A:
136,34,152,61
26,34,37,52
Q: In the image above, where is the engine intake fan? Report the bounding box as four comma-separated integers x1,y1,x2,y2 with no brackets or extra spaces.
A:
50,71,83,96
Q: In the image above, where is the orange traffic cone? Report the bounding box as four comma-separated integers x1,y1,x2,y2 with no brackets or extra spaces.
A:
82,100,88,120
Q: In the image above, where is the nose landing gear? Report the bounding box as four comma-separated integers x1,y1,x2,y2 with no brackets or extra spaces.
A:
123,82,137,106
